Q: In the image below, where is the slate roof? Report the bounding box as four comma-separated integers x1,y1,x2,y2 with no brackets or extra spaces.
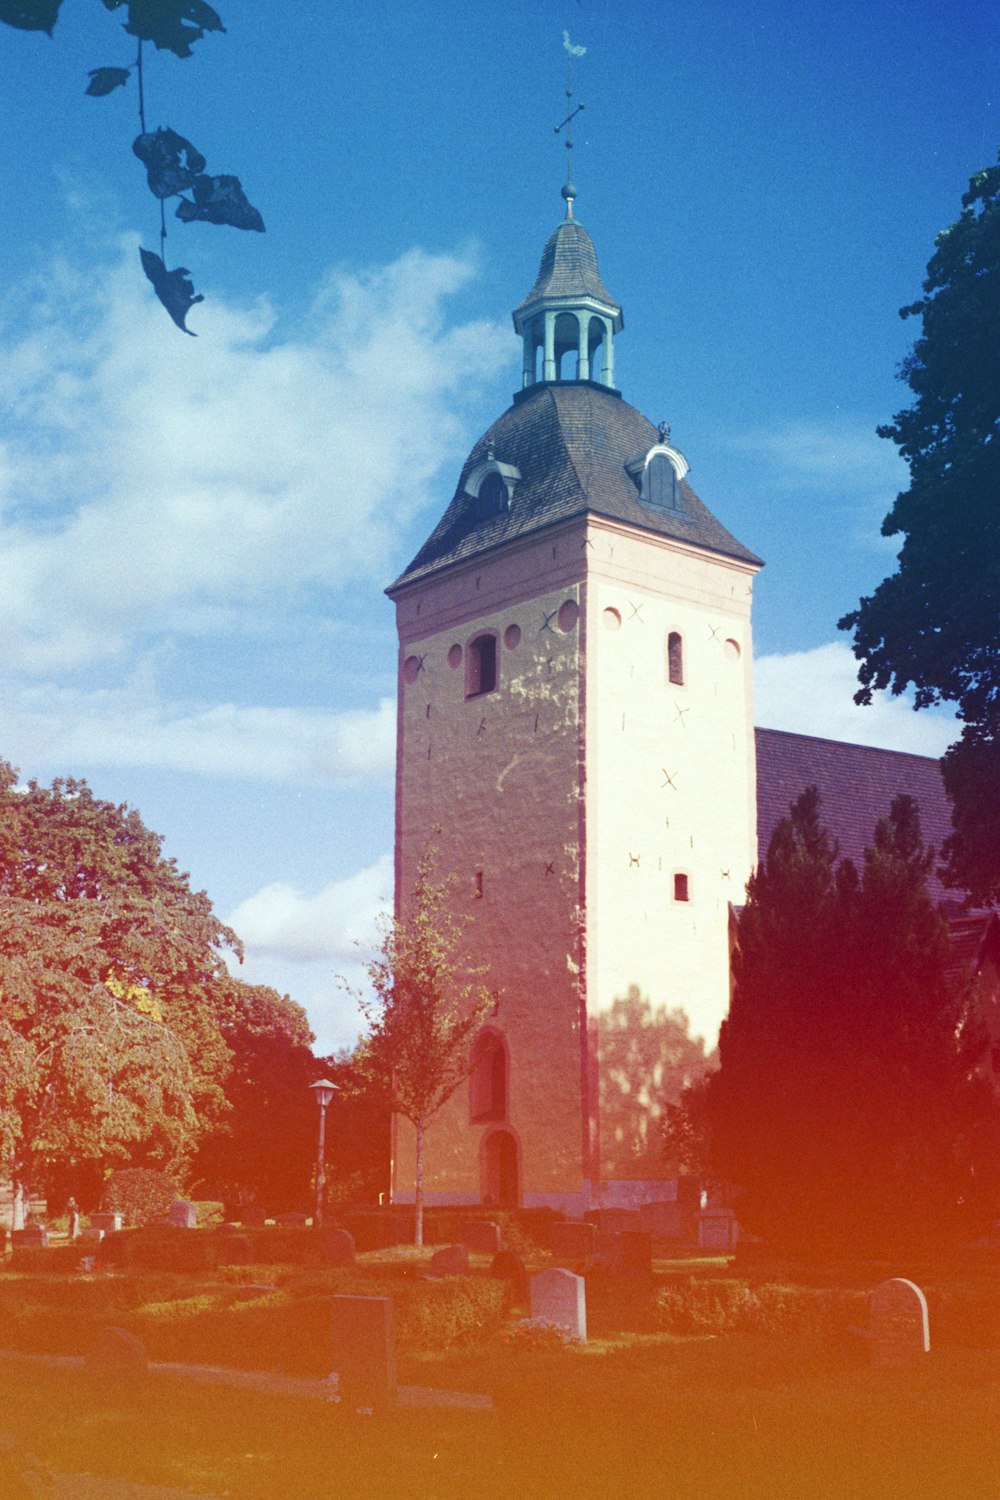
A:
755,726,958,907
513,219,621,320
389,383,761,592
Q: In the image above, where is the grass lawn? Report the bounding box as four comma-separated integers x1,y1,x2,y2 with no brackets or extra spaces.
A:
2,1331,1000,1499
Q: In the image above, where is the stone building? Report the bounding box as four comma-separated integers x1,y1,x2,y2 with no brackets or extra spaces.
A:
385,189,969,1214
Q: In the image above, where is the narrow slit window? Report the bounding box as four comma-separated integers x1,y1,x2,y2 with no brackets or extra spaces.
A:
674,872,689,902
467,634,498,696
668,631,684,686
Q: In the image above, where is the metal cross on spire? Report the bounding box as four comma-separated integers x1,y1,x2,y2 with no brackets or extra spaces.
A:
555,31,586,218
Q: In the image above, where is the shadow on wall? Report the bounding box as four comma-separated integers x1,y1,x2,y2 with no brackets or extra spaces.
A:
598,985,715,1181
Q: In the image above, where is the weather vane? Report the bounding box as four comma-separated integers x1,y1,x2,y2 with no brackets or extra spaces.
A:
555,31,586,217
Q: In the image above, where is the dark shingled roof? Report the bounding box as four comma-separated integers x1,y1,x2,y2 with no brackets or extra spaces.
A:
755,726,958,906
513,219,621,320
389,384,761,591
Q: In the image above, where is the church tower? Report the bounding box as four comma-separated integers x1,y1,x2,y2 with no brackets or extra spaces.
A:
387,184,762,1213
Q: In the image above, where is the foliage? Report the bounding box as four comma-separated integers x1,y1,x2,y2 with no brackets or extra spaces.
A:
707,787,1000,1257
352,846,498,1247
2,0,263,331
653,1278,865,1337
319,1048,391,1209
599,986,714,1179
191,984,319,1215
101,1167,178,1225
662,1071,716,1180
839,149,1000,902
0,761,242,1211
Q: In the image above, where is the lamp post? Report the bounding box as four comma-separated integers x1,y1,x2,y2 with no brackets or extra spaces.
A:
310,1078,337,1228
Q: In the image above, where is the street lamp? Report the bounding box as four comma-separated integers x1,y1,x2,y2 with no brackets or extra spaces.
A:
310,1079,337,1228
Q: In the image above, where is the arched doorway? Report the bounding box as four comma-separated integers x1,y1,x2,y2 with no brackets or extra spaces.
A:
480,1127,520,1208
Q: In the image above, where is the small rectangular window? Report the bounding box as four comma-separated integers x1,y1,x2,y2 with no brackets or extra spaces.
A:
674,872,689,902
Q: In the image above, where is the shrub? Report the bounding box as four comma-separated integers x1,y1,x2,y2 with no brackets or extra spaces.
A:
393,1276,507,1351
101,1170,178,1227
653,1277,865,1336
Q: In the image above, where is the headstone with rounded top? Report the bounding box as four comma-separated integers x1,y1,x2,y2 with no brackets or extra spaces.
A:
322,1227,356,1266
85,1326,149,1381
428,1243,469,1277
870,1277,930,1365
530,1267,586,1342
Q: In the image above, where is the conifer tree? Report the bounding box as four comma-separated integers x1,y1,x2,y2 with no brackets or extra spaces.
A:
708,788,1000,1257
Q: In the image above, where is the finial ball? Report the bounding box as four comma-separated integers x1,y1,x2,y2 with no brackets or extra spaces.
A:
561,181,577,203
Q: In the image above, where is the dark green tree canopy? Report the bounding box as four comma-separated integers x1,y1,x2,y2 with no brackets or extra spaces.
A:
840,150,1000,902
708,786,1000,1258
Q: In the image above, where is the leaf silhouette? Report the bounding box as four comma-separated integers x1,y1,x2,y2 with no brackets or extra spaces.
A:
0,0,62,32
86,66,132,97
175,174,264,232
133,127,206,198
102,0,224,59
139,246,203,334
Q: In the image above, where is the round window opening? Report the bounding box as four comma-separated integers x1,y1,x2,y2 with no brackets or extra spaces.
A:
504,624,521,650
557,600,580,633
447,644,463,669
603,607,622,632
402,655,422,684
724,638,741,661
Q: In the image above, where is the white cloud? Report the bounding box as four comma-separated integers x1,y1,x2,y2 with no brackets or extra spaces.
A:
755,641,957,756
0,675,396,784
228,852,393,965
0,237,515,675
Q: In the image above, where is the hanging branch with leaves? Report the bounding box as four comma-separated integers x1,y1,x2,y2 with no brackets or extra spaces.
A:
1,0,265,334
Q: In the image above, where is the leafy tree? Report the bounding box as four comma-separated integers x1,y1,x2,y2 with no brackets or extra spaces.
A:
839,149,1000,903
191,983,319,1215
100,1166,177,1225
1,0,263,331
598,986,713,1180
353,848,497,1247
707,787,1000,1257
318,1048,391,1211
0,761,241,1226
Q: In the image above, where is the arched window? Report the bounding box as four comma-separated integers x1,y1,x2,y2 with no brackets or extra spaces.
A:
668,631,684,686
467,633,498,697
469,1029,507,1123
643,453,679,510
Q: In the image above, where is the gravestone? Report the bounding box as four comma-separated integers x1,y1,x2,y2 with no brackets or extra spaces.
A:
85,1326,149,1380
242,1206,268,1227
330,1295,397,1411
322,1227,356,1266
870,1278,930,1365
428,1243,469,1277
530,1268,586,1342
11,1226,48,1249
549,1220,596,1262
167,1199,198,1229
638,1200,686,1241
89,1212,122,1234
585,1209,642,1236
458,1219,501,1255
697,1208,739,1251
490,1249,529,1305
80,1226,104,1246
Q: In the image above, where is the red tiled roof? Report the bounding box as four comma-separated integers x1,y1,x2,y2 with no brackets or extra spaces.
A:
755,726,958,906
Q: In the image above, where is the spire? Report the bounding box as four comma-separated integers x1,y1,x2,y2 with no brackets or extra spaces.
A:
556,32,586,220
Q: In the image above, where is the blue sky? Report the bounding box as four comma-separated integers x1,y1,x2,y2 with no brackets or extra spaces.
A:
1,0,995,1050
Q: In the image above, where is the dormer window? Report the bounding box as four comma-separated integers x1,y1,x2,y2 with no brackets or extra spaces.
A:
626,441,690,514
464,459,521,527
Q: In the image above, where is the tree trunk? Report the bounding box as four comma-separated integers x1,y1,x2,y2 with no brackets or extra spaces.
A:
414,1117,424,1249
